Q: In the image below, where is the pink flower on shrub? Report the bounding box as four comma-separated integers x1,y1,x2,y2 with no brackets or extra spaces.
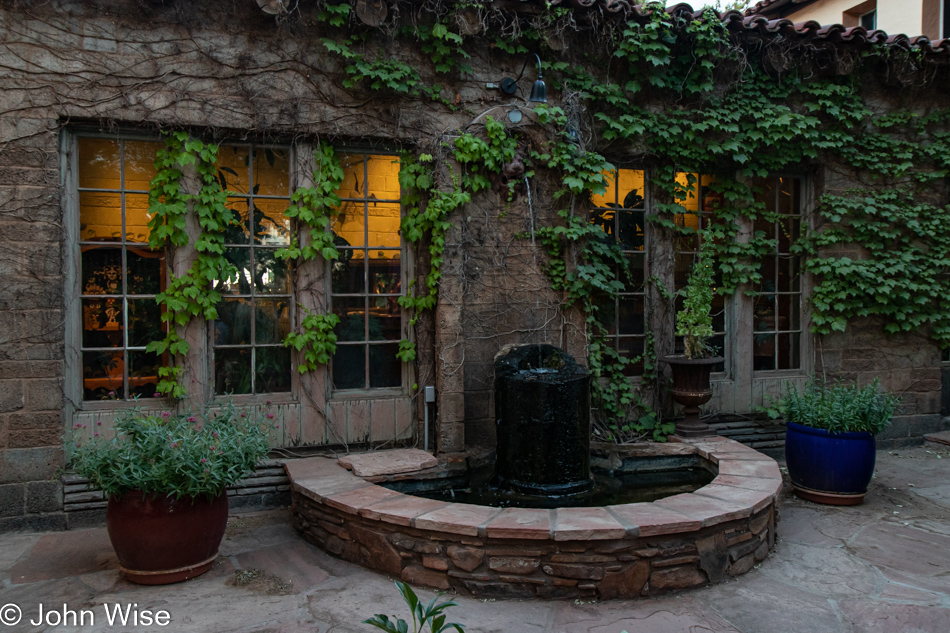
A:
171,442,179,449
240,413,247,418
266,400,272,405
161,411,171,419
266,413,275,420
187,416,197,423
200,458,207,463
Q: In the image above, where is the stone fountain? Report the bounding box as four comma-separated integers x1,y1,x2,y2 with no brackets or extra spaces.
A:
286,347,782,599
492,344,593,499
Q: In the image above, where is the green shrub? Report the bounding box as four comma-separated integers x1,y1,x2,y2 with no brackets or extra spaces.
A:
770,378,899,435
676,236,717,359
65,402,275,499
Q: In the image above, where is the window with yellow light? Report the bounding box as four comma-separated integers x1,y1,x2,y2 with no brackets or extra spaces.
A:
330,153,404,391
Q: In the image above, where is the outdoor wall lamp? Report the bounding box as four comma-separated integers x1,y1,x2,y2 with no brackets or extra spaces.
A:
498,53,546,103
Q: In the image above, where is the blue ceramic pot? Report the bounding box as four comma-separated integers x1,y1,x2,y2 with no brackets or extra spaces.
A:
784,421,877,505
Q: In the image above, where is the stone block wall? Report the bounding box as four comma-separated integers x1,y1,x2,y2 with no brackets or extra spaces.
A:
293,493,775,599
454,189,579,448
816,318,942,414
0,114,67,530
808,164,950,441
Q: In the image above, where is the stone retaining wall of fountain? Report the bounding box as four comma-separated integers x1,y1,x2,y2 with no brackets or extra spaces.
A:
286,437,782,599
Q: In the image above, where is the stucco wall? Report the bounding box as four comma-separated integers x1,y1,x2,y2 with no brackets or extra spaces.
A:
780,0,927,37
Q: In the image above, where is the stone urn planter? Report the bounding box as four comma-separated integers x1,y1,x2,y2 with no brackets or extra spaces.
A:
662,355,723,438
107,491,229,584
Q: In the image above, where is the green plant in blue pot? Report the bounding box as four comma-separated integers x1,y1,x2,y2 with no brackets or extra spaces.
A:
771,378,899,505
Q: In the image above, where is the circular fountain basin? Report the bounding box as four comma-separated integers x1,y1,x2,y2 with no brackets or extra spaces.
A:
286,437,782,599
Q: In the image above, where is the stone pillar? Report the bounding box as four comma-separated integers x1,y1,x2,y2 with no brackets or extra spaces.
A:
174,163,211,408
434,163,466,453
435,278,466,454
293,146,331,445
649,186,677,412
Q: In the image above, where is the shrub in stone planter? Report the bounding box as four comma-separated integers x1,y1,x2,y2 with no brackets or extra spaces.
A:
663,236,723,437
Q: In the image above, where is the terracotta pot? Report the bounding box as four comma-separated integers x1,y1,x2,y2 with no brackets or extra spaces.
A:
661,355,724,438
106,490,229,585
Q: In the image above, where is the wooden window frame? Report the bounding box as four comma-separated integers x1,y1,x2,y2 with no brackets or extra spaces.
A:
210,143,296,399
328,151,408,397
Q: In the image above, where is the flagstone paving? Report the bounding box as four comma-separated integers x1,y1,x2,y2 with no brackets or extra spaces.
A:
1,445,949,633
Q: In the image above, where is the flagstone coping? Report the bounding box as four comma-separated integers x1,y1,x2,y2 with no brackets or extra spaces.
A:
337,448,439,477
285,436,782,541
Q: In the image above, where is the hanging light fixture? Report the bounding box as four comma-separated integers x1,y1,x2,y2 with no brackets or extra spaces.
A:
499,53,546,103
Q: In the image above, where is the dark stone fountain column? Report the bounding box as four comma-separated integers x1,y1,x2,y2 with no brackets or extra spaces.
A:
493,345,593,497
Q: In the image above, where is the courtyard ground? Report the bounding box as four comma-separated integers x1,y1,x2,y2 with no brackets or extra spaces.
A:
1,444,949,633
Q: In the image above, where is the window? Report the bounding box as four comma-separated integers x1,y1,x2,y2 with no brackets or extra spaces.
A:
77,138,166,401
860,9,877,30
586,168,808,412
73,136,411,404
674,173,727,372
212,146,294,395
944,0,950,39
752,176,803,371
590,169,647,375
330,153,404,390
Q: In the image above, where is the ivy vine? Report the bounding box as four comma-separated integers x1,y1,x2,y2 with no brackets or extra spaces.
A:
146,1,950,439
147,132,237,398
276,142,347,374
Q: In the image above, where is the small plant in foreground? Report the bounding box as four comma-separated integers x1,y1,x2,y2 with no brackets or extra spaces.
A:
364,581,465,633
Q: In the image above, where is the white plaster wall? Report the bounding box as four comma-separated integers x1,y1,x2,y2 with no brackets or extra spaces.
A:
781,0,925,37
783,0,856,25
877,1,925,35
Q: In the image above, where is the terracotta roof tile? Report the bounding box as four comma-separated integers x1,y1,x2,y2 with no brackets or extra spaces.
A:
524,1,950,61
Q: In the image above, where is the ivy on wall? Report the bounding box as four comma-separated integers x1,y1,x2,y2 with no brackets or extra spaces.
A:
276,142,347,374
147,132,237,398
311,0,950,439
145,1,950,439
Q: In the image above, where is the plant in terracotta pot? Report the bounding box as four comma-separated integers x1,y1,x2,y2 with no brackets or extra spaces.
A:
662,236,723,437
769,378,899,505
65,402,274,584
